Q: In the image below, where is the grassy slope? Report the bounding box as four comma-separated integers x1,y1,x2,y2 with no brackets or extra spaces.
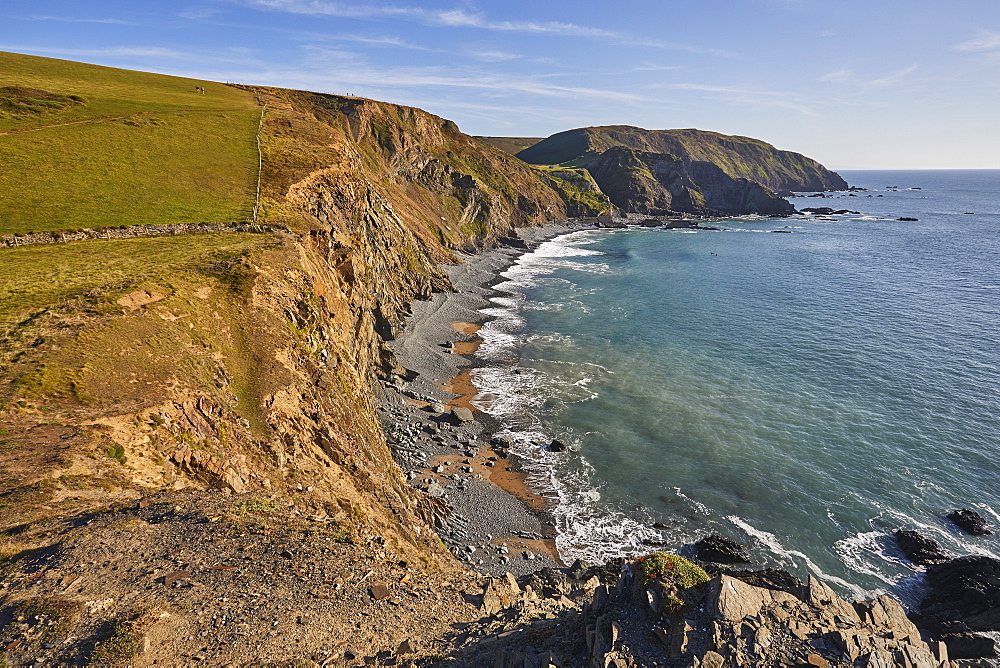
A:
0,51,261,234
473,136,543,155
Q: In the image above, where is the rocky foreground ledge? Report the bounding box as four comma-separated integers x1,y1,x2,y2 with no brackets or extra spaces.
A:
433,553,977,668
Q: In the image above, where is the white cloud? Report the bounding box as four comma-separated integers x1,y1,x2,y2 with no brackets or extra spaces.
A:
864,64,917,89
667,83,817,116
1,45,263,67
820,67,851,82
178,7,225,20
469,50,521,62
633,64,683,72
329,34,430,49
237,0,729,54
954,30,1000,52
18,15,132,25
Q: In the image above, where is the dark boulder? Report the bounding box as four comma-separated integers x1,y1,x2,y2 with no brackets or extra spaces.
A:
918,556,1000,633
694,535,750,564
546,440,567,453
897,217,919,221
939,633,997,660
893,529,950,565
800,207,835,215
948,508,992,535
566,559,590,580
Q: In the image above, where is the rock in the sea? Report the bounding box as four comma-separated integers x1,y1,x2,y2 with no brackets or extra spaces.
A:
939,632,997,660
947,508,992,535
546,439,567,453
893,528,950,565
694,535,750,564
919,555,1000,633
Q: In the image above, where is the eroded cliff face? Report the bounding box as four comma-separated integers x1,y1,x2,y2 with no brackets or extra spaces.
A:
0,88,570,569
587,146,794,216
517,125,847,192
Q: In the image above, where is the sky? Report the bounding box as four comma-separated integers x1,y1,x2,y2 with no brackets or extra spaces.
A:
2,0,999,169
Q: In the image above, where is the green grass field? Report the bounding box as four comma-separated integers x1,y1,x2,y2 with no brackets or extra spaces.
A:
0,51,262,234
0,233,267,327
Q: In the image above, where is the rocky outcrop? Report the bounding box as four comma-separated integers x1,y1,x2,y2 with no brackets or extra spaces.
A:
947,508,992,535
894,529,951,565
919,556,1000,633
587,146,794,216
440,556,956,667
694,535,750,564
517,125,847,192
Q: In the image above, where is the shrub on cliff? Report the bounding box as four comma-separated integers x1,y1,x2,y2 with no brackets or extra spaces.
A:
638,552,710,616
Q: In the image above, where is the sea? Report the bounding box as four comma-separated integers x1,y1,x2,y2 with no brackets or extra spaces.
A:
469,169,1000,603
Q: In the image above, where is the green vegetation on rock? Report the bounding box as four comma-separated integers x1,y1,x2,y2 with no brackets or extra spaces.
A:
638,552,711,616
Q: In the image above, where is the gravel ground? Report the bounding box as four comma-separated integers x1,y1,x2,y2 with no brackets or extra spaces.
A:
379,221,598,578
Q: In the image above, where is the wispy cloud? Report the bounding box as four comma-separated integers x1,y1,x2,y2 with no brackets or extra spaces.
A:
237,0,729,54
469,50,521,62
241,1,618,37
1,45,263,67
178,7,225,20
954,30,1000,52
17,15,133,25
633,63,683,72
954,30,1000,59
666,83,817,115
328,33,430,49
294,46,642,102
864,64,917,89
820,67,851,82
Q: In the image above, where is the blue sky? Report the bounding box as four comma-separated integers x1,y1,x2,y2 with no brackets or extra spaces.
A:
2,0,999,168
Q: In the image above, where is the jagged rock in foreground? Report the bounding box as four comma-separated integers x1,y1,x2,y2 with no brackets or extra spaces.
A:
918,556,1000,660
440,557,956,667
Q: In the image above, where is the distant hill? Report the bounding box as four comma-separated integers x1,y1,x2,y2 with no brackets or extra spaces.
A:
475,136,543,155
516,125,846,192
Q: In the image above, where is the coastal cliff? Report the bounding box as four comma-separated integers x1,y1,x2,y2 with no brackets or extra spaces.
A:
586,146,794,216
0,53,990,665
515,125,848,192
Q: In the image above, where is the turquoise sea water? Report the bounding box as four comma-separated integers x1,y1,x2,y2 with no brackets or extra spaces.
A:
471,170,1000,601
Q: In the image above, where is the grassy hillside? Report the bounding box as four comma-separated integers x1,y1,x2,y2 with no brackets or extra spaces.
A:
0,51,261,234
474,136,543,155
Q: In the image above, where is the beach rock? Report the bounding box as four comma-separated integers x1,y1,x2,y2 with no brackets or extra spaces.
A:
546,439,567,453
711,567,805,598
947,508,992,535
897,217,919,221
919,556,1000,633
694,535,750,564
893,529,950,565
450,406,474,424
